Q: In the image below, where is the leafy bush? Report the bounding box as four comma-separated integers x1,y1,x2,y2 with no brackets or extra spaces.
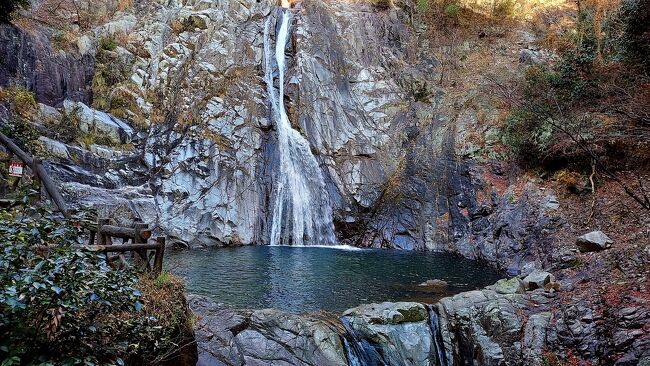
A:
0,204,190,365
0,118,40,153
99,37,118,52
443,3,460,19
618,0,650,70
501,0,650,179
51,106,81,144
0,86,37,117
417,0,429,13
92,40,134,118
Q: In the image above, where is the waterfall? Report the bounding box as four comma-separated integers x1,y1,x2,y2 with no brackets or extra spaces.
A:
263,9,337,246
340,318,386,366
427,305,453,366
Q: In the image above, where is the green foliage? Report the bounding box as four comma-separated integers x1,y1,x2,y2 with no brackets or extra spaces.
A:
98,37,118,52
417,0,429,13
0,118,40,153
51,106,81,144
0,0,29,23
443,3,460,19
92,40,134,118
153,272,175,289
77,132,116,148
0,204,187,365
0,86,37,117
618,0,650,70
502,0,650,171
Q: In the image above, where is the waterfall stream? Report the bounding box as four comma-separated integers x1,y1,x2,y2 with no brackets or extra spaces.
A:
427,305,453,366
341,318,386,366
264,9,337,246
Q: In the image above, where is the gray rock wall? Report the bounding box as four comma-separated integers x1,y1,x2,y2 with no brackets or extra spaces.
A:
0,25,94,105
0,0,560,273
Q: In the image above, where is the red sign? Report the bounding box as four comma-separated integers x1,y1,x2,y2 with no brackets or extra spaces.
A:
8,162,23,177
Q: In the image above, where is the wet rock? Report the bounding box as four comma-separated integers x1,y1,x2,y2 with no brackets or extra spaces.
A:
418,279,449,293
343,302,428,324
437,288,532,365
189,295,347,366
522,312,552,365
576,231,613,252
343,302,435,366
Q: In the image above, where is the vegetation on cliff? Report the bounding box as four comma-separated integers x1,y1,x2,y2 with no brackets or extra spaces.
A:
0,202,192,365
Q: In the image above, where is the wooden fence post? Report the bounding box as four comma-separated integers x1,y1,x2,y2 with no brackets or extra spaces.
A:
154,236,165,274
0,132,71,218
97,218,109,246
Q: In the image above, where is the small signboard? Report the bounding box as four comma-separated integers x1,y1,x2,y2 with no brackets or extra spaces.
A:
8,162,24,177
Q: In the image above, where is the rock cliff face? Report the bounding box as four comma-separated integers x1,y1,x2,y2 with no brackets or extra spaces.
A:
0,0,559,275
0,25,94,105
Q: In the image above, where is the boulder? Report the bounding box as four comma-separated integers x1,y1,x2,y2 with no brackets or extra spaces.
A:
38,136,70,159
418,279,449,293
519,48,542,64
38,103,62,124
188,295,348,366
576,231,613,252
522,270,557,291
493,278,525,294
76,35,94,56
63,100,133,144
342,302,436,365
541,194,560,210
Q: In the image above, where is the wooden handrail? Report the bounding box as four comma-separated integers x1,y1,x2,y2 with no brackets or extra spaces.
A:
98,224,151,240
0,131,71,218
87,243,163,251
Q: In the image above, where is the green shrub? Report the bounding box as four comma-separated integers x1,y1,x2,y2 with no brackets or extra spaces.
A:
444,3,460,19
98,37,118,51
0,86,37,117
51,30,68,50
52,106,82,144
0,204,188,365
500,65,582,165
417,0,430,13
0,118,40,153
619,0,650,70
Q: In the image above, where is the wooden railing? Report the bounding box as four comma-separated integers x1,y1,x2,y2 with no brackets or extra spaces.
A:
87,218,166,273
0,131,71,218
0,130,166,273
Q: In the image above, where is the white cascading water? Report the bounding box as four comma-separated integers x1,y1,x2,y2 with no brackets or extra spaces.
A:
264,10,337,246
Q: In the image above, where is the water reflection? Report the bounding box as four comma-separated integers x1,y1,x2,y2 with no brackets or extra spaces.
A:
167,246,503,314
